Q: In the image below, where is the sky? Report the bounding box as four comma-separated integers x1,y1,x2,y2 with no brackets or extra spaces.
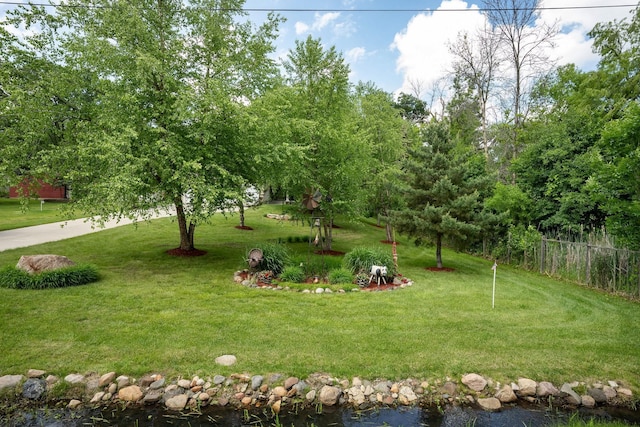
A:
2,0,638,96
242,0,637,95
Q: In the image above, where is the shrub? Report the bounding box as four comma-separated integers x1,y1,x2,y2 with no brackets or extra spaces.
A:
301,258,326,278
328,268,353,284
279,266,305,283
249,242,290,276
0,264,100,290
343,246,395,275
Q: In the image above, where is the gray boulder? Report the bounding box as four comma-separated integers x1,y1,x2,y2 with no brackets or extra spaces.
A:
22,379,46,400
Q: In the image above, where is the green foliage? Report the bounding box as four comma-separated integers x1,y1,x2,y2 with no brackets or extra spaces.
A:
0,265,99,290
301,257,326,278
592,102,640,250
279,265,305,283
276,36,371,250
327,268,353,284
390,121,493,267
485,183,532,225
1,0,284,251
250,242,290,276
343,246,394,275
506,225,542,263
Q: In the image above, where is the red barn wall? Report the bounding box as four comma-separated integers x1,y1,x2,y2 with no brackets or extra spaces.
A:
9,180,67,199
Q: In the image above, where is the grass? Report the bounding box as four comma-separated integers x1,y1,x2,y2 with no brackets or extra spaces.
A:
0,198,78,231
0,204,639,393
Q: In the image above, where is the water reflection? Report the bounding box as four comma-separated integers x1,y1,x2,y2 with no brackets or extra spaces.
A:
5,403,640,427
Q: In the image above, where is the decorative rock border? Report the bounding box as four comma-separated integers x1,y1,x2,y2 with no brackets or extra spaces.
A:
233,270,414,293
0,367,635,415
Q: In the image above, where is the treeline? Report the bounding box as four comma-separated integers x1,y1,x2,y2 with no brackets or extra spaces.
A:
1,1,638,268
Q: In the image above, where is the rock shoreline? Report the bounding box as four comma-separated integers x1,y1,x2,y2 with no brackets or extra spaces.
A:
0,366,635,416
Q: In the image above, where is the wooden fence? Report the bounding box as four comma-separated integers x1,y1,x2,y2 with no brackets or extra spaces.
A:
524,237,640,298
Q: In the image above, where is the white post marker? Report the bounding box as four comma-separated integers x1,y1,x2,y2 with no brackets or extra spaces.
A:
491,261,497,308
40,200,44,211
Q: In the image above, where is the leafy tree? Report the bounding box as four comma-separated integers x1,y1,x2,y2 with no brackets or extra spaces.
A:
585,5,640,248
394,92,430,124
391,121,490,268
279,36,369,250
591,102,640,249
588,5,640,117
512,65,607,234
353,82,416,241
1,0,283,252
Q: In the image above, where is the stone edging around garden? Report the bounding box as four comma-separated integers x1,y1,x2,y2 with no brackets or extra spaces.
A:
233,270,414,292
0,361,635,415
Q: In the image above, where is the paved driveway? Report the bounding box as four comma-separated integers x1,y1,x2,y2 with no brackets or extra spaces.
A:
0,211,173,252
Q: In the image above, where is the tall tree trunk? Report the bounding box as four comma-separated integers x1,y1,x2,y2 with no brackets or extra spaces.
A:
175,199,196,251
385,222,393,242
436,233,443,269
237,199,245,228
324,218,333,251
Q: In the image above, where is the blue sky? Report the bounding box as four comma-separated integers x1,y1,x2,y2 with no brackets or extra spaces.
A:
243,0,637,95
2,0,637,96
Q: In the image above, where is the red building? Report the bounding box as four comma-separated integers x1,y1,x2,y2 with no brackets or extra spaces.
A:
9,180,69,200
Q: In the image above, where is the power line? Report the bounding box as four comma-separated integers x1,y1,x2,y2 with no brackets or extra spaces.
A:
0,1,637,12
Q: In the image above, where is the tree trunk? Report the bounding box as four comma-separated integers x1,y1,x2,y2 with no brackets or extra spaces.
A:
237,199,245,228
436,233,443,269
385,222,393,242
175,199,196,251
324,219,333,251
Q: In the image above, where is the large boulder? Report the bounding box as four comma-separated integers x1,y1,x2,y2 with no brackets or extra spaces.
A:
462,373,487,392
17,255,75,274
319,385,342,406
0,375,24,391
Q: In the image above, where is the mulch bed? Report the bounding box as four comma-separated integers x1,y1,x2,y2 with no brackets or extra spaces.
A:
313,250,345,256
235,225,254,230
425,267,455,272
166,248,208,257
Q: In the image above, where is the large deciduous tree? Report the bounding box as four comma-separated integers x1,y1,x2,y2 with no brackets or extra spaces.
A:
1,0,282,253
354,82,417,242
448,22,501,160
483,0,557,179
280,36,369,250
511,65,607,234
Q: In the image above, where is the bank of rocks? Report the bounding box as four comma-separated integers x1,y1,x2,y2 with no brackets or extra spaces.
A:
0,368,635,415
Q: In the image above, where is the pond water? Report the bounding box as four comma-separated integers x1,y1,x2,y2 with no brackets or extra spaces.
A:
5,403,640,427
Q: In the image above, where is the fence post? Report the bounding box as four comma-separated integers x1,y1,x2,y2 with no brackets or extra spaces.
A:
586,244,591,285
540,236,546,274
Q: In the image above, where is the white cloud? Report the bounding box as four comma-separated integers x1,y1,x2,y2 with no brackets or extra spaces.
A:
295,21,310,35
391,0,484,96
346,46,366,63
296,12,342,35
315,12,341,30
391,0,636,96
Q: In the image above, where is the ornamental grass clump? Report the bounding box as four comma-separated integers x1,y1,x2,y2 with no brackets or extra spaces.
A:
328,268,353,284
279,265,305,283
0,264,99,289
343,246,395,275
249,242,290,276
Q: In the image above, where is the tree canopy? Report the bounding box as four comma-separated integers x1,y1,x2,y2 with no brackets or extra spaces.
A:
391,121,491,268
1,0,283,252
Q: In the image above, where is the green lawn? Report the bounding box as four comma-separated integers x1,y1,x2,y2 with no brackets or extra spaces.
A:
0,198,77,231
0,205,638,392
